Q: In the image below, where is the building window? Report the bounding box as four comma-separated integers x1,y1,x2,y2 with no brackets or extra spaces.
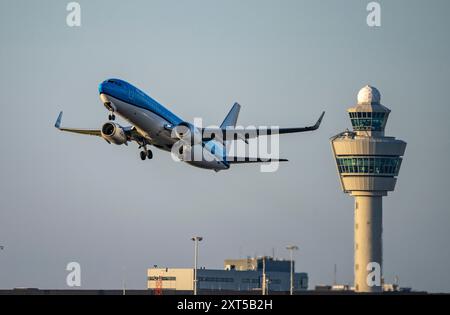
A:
148,276,176,281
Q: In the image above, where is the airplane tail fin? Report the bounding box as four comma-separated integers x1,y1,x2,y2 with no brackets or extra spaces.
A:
220,102,241,128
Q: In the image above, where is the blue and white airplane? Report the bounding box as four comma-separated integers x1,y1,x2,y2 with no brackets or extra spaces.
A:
55,79,324,171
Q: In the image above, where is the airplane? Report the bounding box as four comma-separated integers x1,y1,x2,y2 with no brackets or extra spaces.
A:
55,78,324,171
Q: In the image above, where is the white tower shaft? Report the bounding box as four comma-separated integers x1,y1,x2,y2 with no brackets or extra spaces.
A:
354,195,382,292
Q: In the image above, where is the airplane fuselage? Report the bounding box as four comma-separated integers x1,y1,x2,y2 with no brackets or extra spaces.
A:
98,79,229,171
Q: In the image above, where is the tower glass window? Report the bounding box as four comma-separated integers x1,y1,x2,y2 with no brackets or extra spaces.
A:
336,156,402,176
349,112,386,131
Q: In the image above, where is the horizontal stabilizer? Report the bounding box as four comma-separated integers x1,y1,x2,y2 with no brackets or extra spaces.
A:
225,157,288,164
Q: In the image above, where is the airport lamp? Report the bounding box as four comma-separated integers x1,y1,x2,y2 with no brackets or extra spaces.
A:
191,236,203,295
286,245,299,295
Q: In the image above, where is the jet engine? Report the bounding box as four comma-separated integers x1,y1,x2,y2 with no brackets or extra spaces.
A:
101,122,128,145
172,122,202,144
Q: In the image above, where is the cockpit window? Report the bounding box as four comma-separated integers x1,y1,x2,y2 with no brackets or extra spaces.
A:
107,80,122,86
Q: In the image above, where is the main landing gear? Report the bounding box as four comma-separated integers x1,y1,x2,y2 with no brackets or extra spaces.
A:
139,143,153,161
140,150,153,160
108,112,116,121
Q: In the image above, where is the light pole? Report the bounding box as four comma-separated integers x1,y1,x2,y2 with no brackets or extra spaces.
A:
122,266,126,296
286,245,298,295
262,256,266,295
191,236,203,295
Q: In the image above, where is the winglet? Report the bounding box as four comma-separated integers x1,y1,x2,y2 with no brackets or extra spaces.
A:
313,111,325,130
55,111,63,129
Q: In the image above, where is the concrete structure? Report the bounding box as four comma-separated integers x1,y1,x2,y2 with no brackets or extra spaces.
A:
330,85,407,293
147,257,308,293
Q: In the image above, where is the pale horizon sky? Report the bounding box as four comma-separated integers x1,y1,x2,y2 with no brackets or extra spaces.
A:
0,0,449,292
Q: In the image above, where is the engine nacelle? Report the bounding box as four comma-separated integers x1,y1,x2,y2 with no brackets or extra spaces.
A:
101,122,128,145
172,122,202,144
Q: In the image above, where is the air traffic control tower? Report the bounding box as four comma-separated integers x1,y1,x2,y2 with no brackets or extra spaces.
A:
330,86,406,293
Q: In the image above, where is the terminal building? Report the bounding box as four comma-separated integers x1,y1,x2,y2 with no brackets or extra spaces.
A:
147,256,308,293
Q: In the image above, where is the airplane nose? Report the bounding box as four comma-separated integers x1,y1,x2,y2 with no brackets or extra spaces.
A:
98,81,107,94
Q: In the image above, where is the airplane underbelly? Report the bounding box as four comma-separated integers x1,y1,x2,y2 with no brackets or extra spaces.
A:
107,96,172,145
186,160,228,171
183,146,229,171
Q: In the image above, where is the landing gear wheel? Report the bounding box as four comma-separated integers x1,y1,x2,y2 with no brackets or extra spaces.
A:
140,151,146,160
108,114,116,121
147,150,153,159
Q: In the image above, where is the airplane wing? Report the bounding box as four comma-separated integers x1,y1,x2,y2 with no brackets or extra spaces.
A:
202,111,325,141
54,111,102,136
54,111,142,144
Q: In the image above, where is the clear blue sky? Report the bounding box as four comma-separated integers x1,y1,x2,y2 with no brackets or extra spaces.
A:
0,0,449,292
